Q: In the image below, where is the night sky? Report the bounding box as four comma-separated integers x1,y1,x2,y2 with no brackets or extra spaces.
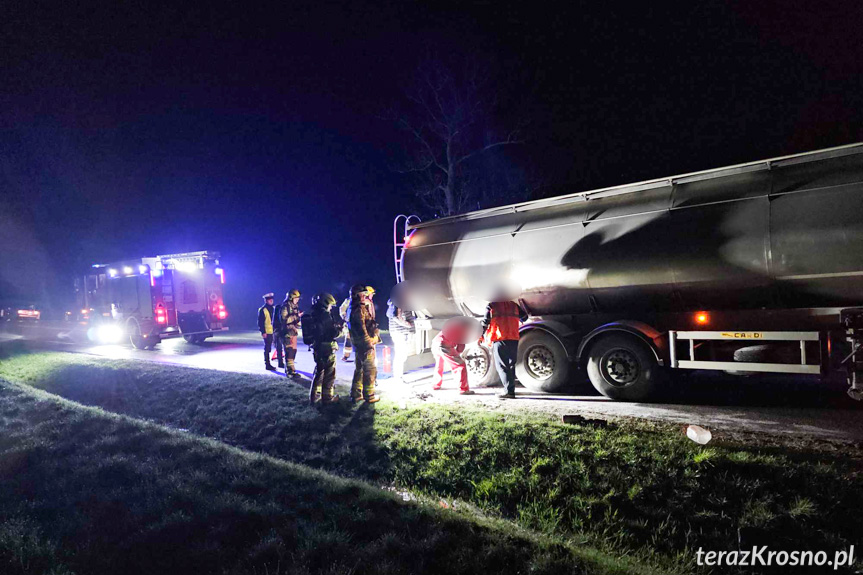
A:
3,1,862,327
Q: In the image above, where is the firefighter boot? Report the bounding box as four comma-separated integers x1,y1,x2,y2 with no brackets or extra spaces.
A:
361,348,379,403
285,345,298,377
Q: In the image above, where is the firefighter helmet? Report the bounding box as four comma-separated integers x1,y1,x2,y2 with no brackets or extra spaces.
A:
288,289,301,299
313,293,336,309
365,286,376,297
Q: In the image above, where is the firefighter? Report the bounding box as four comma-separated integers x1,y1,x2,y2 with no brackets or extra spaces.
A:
365,285,377,319
257,293,277,371
278,289,303,377
348,284,380,403
339,296,352,362
431,329,473,394
365,285,379,367
479,299,528,399
304,293,343,405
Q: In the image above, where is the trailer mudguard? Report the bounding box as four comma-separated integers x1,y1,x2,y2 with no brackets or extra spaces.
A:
519,320,580,360
576,321,665,366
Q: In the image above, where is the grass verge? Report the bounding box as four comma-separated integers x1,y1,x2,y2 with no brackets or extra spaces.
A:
2,350,862,572
0,372,663,575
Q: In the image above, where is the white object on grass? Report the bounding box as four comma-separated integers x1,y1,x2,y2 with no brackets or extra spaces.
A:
686,425,712,445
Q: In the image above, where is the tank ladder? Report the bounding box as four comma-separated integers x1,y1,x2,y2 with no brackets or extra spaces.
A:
841,308,863,400
393,214,420,283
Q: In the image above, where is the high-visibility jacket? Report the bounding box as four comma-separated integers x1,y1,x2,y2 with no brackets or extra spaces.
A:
277,300,302,336
481,301,526,344
258,304,274,335
348,298,379,349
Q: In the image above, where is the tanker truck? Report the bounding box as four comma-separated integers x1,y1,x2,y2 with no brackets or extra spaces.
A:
399,142,863,401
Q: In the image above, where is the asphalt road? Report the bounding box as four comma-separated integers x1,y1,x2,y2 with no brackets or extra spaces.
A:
4,325,863,445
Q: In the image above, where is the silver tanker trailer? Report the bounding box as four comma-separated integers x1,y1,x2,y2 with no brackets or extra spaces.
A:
399,142,863,401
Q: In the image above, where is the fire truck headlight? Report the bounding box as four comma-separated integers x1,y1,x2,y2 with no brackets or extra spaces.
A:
108,269,118,277
123,266,133,275
138,265,148,274
95,324,124,344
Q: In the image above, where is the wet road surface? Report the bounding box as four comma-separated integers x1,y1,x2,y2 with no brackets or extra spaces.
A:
4,326,862,445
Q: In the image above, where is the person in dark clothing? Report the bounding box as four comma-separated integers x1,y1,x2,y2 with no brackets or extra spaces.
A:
479,300,529,398
257,293,277,371
303,293,343,405
272,296,287,369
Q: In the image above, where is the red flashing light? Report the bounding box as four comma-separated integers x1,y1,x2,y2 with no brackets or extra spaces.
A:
155,304,167,324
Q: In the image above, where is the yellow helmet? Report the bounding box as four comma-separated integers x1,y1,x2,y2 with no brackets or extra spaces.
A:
313,293,336,308
365,286,375,296
288,289,301,299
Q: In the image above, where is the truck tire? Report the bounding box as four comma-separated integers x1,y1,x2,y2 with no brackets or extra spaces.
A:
183,335,197,344
516,330,572,393
463,342,502,387
586,333,660,401
128,321,146,350
143,337,160,350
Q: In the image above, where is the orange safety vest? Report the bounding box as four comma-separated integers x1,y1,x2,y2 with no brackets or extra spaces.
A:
483,301,521,344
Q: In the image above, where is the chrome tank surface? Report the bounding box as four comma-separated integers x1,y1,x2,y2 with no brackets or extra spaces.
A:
402,148,863,319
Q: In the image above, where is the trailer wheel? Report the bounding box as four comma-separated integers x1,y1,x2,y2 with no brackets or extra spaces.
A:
586,334,660,401
516,330,572,393
463,342,501,387
128,321,146,350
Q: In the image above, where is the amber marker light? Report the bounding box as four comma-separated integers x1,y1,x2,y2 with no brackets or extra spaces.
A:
695,312,709,325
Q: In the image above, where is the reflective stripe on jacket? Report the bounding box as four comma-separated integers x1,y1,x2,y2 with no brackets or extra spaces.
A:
482,301,522,343
281,301,301,336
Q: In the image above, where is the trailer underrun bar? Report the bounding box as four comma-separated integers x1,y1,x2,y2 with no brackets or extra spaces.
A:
669,331,822,375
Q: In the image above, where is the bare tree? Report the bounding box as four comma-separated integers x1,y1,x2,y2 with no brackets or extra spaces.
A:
391,56,525,217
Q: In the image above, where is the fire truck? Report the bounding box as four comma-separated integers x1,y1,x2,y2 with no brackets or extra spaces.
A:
76,251,228,348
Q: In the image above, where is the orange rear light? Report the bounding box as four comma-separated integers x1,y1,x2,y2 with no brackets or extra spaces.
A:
695,312,709,325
